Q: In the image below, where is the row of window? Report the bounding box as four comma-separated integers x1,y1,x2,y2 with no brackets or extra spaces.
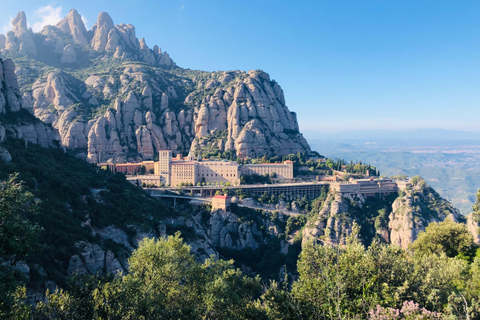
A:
198,173,237,178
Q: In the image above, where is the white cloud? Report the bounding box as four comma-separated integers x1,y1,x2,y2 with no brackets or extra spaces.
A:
31,5,63,32
81,15,89,29
180,4,186,10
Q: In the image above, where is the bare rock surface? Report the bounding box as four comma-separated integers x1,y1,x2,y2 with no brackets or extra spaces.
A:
1,10,309,162
56,9,88,47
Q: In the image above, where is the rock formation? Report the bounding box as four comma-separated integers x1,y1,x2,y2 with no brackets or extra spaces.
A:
303,178,462,248
91,12,115,51
467,213,480,244
61,44,77,63
9,11,37,57
303,192,355,246
0,34,6,50
56,9,89,47
0,58,22,113
0,9,309,162
0,58,58,146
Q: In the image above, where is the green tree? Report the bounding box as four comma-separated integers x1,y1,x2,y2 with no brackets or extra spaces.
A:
0,174,42,316
473,189,480,218
410,219,474,258
33,233,265,319
0,174,41,262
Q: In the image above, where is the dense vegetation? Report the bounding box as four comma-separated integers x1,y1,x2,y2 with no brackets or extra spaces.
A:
3,217,480,319
1,136,480,318
0,139,174,308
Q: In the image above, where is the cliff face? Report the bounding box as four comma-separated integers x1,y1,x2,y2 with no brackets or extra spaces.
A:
0,10,310,162
388,181,461,249
302,192,355,246
0,58,58,147
303,178,462,248
467,212,480,244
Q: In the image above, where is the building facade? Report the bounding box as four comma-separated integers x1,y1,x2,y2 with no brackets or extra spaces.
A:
211,195,231,211
330,178,399,196
154,151,240,186
241,161,294,180
106,151,294,187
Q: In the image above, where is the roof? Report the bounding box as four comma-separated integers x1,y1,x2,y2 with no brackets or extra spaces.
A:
213,195,230,199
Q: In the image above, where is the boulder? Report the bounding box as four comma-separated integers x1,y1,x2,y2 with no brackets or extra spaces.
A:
0,147,12,163
61,44,77,64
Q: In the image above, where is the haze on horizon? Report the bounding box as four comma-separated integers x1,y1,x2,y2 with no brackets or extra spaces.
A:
1,0,479,134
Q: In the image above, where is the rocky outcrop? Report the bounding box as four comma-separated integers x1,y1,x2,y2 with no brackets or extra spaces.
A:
303,193,356,246
207,210,261,250
8,11,37,57
19,66,309,162
0,146,12,162
61,44,77,64
67,242,124,276
56,9,88,47
2,9,308,162
91,12,115,51
190,70,310,158
0,58,22,113
0,59,59,146
303,178,462,249
389,182,460,249
0,34,5,50
467,213,480,244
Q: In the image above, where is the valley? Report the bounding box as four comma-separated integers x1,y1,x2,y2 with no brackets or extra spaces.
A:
308,137,480,215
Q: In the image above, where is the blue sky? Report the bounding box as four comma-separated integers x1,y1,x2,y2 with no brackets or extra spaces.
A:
1,0,479,133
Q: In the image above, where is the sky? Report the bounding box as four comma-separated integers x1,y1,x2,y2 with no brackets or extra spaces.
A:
1,0,479,134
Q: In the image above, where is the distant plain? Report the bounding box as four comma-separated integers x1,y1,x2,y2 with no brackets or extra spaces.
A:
306,129,480,215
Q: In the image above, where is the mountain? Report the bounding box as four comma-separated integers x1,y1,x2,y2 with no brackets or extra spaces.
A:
1,9,477,311
0,10,310,162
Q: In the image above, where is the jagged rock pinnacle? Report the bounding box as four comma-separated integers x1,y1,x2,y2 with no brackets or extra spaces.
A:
91,12,115,51
56,9,88,47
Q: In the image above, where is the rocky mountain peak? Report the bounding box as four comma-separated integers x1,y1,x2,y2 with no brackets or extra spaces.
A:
12,11,27,34
56,9,88,47
4,11,37,57
1,9,174,67
91,12,115,51
0,9,309,161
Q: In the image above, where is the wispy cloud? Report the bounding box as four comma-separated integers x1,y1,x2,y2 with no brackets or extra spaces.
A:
81,15,89,29
32,5,63,32
180,4,186,11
